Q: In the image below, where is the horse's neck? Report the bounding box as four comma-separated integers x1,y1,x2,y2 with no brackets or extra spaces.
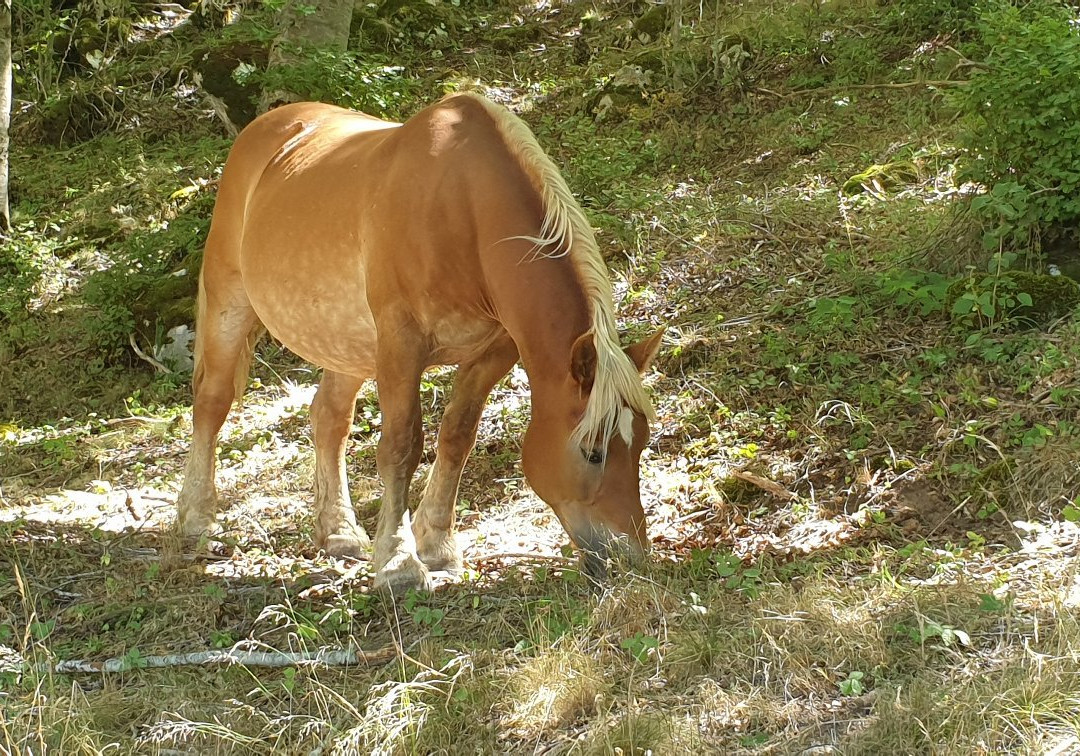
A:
482,240,591,396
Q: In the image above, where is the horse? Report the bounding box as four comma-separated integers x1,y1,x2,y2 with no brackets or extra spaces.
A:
174,92,663,594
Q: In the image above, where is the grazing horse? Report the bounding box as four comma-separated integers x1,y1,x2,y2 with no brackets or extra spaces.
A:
175,92,663,594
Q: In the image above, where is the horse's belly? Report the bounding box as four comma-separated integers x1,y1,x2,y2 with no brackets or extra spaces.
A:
245,264,377,377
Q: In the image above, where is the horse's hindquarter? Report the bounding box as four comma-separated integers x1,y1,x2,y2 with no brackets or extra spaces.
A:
237,105,400,376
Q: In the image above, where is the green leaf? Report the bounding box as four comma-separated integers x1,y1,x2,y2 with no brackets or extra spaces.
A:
978,593,1007,612
953,297,975,316
30,619,56,641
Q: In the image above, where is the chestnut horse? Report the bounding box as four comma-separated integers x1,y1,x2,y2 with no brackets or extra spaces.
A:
175,93,662,594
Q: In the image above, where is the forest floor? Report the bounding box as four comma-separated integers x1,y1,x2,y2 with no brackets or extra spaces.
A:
3,1,1080,754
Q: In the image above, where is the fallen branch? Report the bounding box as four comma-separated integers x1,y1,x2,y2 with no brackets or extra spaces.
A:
756,79,969,99
44,645,399,675
732,470,798,501
129,333,170,373
472,552,579,566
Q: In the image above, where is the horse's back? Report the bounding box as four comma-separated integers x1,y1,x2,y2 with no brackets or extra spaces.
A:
201,95,544,375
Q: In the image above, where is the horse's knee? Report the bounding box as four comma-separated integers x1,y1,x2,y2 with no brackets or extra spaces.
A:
192,388,234,433
311,396,350,441
377,417,423,473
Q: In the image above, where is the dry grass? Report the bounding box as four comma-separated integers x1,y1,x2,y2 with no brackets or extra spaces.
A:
503,645,607,736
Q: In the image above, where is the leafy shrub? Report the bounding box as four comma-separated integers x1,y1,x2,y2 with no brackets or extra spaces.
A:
950,1,1080,252
238,47,420,118
81,204,211,355
882,0,979,39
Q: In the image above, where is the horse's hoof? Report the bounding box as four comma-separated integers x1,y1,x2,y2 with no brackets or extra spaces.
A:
374,553,434,596
417,543,463,574
323,530,371,559
175,511,220,539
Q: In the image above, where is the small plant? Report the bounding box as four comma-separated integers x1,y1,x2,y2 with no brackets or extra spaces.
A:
949,252,1032,330
620,632,659,663
739,733,770,748
978,593,1009,613
839,670,866,696
714,552,765,598
410,606,446,637
403,591,445,636
1018,423,1054,450
211,630,235,649
122,647,147,670
808,295,859,331
1062,500,1080,523
878,269,950,316
895,617,971,649
965,531,986,550
281,667,299,695
30,619,55,641
203,584,227,601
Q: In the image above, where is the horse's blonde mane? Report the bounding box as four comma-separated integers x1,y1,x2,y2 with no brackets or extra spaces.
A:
454,92,655,449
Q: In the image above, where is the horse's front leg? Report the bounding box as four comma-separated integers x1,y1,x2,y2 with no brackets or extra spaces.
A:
371,322,431,596
414,338,518,572
311,370,371,557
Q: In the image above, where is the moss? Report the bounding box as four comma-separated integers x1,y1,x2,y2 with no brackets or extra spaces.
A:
632,4,670,41
843,161,919,195
39,90,125,146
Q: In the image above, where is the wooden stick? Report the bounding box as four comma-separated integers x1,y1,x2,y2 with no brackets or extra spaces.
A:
43,645,399,675
732,470,797,501
756,80,969,99
129,334,170,373
472,552,578,565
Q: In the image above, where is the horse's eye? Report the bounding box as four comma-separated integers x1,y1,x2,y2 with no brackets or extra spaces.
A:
583,449,604,465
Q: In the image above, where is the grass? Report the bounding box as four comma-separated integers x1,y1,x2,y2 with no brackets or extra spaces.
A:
3,0,1080,753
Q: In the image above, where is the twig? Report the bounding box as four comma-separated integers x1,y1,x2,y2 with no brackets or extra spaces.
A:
732,470,797,501
42,644,399,675
777,80,969,98
129,334,169,373
942,45,989,71
472,552,578,565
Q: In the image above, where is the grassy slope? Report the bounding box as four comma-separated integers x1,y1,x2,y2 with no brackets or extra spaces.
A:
3,0,1080,753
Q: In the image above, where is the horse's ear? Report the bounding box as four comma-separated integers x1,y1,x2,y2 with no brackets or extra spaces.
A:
625,328,664,373
570,331,597,393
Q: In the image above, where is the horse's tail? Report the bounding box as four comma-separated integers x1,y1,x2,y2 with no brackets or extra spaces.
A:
190,273,263,406
233,324,262,403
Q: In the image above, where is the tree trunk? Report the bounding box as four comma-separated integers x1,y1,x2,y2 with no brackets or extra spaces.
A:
0,0,11,234
258,0,354,113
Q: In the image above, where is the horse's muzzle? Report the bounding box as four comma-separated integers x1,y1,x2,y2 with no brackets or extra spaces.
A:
575,526,647,584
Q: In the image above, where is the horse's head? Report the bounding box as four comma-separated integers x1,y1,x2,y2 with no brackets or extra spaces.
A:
521,329,663,582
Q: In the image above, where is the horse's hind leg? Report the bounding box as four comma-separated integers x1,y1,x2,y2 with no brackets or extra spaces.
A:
413,337,518,572
176,283,260,537
311,370,371,557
